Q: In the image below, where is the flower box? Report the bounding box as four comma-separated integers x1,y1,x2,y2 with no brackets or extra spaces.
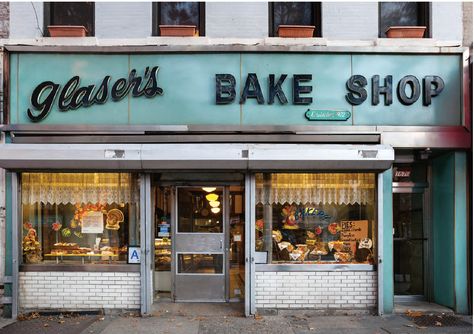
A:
48,25,88,37
277,25,315,38
385,26,426,38
159,25,197,37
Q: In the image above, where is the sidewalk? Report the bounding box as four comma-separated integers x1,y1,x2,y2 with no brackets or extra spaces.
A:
0,310,472,334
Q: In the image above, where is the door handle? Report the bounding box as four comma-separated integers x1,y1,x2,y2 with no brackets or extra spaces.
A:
220,240,223,250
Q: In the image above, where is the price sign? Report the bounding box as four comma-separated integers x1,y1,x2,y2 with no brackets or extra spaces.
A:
340,220,369,242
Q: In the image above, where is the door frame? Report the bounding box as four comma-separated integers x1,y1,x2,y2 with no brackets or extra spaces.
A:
392,181,431,302
172,185,227,302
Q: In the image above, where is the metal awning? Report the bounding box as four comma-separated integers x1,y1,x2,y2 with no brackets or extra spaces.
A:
0,143,394,170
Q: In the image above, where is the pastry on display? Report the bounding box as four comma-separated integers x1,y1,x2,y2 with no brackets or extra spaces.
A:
277,241,294,252
272,230,283,242
328,241,345,252
334,252,353,262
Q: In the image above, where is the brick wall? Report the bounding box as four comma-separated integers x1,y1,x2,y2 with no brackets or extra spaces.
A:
19,272,140,311
0,2,9,38
255,271,377,310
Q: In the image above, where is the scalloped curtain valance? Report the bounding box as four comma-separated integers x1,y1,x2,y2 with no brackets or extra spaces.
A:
256,173,376,206
21,173,138,205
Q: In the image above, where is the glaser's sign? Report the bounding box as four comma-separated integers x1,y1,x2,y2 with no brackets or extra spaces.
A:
27,67,163,122
27,68,444,122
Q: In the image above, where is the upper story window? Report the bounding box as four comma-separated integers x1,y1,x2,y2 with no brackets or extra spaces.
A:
379,2,430,38
44,2,95,36
269,2,322,37
152,2,205,36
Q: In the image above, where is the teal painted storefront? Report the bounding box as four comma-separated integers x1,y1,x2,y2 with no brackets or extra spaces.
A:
1,48,471,317
9,52,461,126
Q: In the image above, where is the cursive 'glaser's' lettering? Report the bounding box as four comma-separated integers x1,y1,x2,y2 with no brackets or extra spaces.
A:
27,66,163,122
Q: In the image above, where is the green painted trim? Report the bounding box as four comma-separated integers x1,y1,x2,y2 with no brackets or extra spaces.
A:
432,153,455,309
3,173,12,318
382,168,393,314
454,152,469,314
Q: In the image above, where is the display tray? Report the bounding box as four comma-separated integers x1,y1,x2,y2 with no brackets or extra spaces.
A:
45,253,119,264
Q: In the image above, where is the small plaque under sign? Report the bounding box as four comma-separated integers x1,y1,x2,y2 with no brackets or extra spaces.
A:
305,109,351,121
105,149,125,159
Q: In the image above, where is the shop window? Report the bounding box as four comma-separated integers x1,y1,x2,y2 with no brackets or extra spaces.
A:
379,2,430,38
255,173,377,265
21,173,139,265
44,2,95,36
269,2,322,37
152,2,205,36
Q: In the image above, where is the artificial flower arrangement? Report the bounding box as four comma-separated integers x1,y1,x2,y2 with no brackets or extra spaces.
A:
22,227,42,263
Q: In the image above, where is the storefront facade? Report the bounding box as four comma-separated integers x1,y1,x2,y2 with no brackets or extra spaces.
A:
0,44,470,318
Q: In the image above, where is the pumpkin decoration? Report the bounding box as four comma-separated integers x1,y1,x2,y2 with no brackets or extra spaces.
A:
106,209,124,230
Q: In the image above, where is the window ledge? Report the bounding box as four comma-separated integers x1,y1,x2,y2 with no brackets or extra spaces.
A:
256,263,376,272
263,37,327,46
376,38,461,47
20,263,140,272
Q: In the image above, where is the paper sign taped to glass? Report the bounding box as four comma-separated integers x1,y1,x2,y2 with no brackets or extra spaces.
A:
81,211,104,234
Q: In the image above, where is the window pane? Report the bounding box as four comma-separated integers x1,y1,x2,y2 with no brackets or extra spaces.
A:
255,173,377,264
160,2,199,26
177,187,223,233
51,2,94,36
380,2,420,37
21,173,139,265
177,254,223,274
273,2,313,35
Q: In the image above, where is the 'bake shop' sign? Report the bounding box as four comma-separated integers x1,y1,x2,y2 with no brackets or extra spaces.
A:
26,69,445,123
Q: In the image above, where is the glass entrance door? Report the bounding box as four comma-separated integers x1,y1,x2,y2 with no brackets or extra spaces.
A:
393,191,426,297
173,186,226,301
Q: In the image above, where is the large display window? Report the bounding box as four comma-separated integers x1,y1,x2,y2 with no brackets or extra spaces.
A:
255,173,376,264
21,173,140,265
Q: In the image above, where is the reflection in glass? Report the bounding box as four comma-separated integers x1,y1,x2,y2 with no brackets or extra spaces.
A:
51,2,94,36
177,254,223,274
178,187,223,233
255,173,376,265
394,193,425,295
380,2,422,37
21,173,140,264
273,2,313,35
160,2,199,26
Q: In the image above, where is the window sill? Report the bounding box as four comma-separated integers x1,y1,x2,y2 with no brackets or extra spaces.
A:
20,263,140,272
376,38,461,47
255,263,376,272
264,37,327,46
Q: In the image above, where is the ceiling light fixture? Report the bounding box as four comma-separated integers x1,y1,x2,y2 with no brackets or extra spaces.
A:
205,193,219,202
209,201,220,208
211,207,221,214
202,187,216,193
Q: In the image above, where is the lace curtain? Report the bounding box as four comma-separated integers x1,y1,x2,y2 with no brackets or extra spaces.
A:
256,173,375,205
21,173,138,205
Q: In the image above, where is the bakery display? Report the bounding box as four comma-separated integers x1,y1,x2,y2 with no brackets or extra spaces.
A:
154,238,171,271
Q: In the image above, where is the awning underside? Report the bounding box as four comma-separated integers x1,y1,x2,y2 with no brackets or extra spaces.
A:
0,143,394,170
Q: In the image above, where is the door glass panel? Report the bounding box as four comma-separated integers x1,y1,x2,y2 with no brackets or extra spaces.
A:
177,187,223,233
177,253,223,274
393,192,424,295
